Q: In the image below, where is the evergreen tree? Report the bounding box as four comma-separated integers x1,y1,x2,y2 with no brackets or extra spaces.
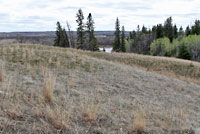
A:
178,44,191,60
137,25,140,34
191,20,200,35
76,9,85,49
141,25,148,34
152,25,157,38
113,17,121,51
164,17,174,42
186,26,191,36
61,28,70,47
54,21,63,47
129,30,136,40
173,24,178,39
152,26,157,33
86,13,99,51
54,21,70,48
156,24,164,39
178,26,184,37
121,26,126,52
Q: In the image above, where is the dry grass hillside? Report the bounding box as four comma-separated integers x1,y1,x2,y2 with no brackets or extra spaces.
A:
0,44,200,134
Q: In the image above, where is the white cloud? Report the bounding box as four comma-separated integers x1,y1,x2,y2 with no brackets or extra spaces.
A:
0,0,200,32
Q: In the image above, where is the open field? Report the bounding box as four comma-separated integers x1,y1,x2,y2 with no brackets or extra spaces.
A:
0,44,200,134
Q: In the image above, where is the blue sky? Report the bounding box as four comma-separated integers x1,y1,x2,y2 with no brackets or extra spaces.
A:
0,0,200,32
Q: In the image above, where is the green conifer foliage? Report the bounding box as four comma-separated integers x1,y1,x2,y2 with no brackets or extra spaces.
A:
113,17,121,52
76,9,85,49
86,13,99,51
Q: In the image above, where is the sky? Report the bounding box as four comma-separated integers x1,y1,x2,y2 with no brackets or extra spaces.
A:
0,0,200,32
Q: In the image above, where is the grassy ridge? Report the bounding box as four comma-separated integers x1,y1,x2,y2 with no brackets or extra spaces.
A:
1,44,199,84
84,51,200,84
0,44,200,134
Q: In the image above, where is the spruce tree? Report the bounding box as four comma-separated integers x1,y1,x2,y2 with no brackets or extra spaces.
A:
129,31,136,40
113,17,121,52
54,21,63,47
62,28,70,47
137,25,140,33
54,21,70,48
178,26,184,37
173,24,178,39
141,25,148,34
86,13,99,51
191,20,200,35
121,26,126,52
186,26,191,36
164,17,174,42
178,44,191,60
156,24,164,39
76,9,85,49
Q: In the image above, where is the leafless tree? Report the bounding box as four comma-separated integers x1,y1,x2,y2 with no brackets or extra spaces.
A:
66,21,75,48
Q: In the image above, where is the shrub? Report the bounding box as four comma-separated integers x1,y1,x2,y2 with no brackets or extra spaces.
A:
178,42,191,60
150,35,200,61
150,37,171,56
180,35,200,61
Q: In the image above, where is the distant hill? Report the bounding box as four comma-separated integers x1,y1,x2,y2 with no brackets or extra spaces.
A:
0,31,130,39
0,31,130,46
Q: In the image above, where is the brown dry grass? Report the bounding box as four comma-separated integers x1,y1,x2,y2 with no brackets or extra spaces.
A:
85,51,200,85
130,109,146,131
0,44,199,133
81,101,99,123
45,105,70,130
0,62,5,82
43,70,56,103
5,104,23,120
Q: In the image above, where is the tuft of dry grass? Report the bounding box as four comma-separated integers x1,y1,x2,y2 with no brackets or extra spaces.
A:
0,62,5,82
46,105,70,130
43,70,56,103
130,109,146,131
81,97,100,123
82,106,98,123
68,73,75,89
6,107,23,120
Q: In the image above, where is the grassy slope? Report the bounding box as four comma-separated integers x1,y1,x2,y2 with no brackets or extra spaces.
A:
83,51,200,85
0,44,200,134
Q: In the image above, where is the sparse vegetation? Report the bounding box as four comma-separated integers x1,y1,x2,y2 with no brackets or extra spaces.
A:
0,61,5,82
0,44,199,134
133,110,146,131
45,105,70,130
85,50,200,84
43,70,56,103
129,109,146,132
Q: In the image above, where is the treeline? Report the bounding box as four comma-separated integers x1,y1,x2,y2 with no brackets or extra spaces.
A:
53,10,200,61
122,17,200,61
54,9,99,51
150,35,200,61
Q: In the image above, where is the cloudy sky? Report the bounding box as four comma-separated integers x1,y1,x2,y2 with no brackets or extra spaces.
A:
0,0,200,32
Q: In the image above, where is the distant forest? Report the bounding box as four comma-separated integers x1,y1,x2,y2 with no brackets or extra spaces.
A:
54,9,200,61
124,17,200,62
0,8,199,61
